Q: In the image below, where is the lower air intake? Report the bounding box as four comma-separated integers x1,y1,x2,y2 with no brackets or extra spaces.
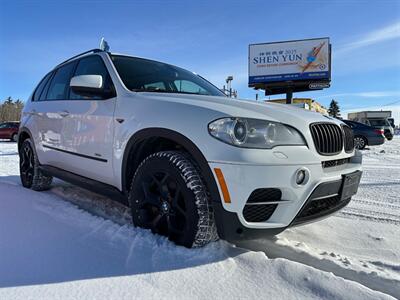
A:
243,204,277,222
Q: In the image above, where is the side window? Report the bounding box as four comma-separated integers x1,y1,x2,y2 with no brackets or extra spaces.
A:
143,81,166,90
32,72,52,101
0,123,7,129
46,62,76,100
70,55,114,100
39,72,54,101
174,80,208,95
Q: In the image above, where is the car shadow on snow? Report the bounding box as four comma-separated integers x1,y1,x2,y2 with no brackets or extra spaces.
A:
0,177,246,289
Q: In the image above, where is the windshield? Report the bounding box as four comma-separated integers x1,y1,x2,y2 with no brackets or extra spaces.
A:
369,118,390,127
110,55,225,97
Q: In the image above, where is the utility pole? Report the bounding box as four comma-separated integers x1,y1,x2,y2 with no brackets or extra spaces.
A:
226,76,233,98
286,89,293,104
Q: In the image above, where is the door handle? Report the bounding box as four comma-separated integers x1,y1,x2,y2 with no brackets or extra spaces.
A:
58,110,70,117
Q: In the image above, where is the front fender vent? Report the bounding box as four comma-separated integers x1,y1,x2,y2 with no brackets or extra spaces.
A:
242,188,281,222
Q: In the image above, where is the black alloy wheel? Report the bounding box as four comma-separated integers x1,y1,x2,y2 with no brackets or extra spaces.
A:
20,140,35,188
129,151,217,248
19,138,53,190
136,170,188,238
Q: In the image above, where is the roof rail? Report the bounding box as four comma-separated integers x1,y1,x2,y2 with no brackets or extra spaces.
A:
54,48,103,69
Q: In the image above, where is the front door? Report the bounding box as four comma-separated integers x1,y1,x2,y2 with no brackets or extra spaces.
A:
57,55,117,186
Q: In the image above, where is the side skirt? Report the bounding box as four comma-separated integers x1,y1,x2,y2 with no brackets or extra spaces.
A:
39,165,129,206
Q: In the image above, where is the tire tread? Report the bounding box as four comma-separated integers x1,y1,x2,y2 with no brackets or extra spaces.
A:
129,151,218,247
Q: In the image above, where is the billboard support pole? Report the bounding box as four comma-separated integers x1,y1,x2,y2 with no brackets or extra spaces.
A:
286,90,293,104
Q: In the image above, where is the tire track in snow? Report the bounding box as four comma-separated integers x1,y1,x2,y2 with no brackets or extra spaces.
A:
339,208,400,225
238,237,400,299
351,199,400,210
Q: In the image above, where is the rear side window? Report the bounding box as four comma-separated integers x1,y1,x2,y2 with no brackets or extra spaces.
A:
32,72,52,101
70,55,114,100
46,62,76,100
39,72,54,101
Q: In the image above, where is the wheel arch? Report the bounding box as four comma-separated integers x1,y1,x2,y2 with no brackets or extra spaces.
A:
121,128,221,204
17,127,34,150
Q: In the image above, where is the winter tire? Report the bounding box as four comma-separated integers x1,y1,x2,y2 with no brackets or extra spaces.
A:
129,151,218,248
19,138,53,191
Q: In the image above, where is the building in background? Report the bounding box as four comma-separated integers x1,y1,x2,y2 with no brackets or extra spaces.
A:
266,98,328,115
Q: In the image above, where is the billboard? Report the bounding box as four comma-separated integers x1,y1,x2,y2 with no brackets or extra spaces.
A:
248,38,330,86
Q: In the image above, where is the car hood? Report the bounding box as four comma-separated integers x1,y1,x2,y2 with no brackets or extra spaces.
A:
132,92,340,127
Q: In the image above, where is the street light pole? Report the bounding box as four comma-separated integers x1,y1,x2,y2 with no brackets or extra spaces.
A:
226,76,233,98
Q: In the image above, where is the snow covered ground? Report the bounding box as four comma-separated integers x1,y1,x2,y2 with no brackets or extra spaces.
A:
240,138,400,298
0,138,399,299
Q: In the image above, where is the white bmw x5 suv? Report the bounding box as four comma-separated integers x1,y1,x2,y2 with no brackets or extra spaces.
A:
19,48,362,248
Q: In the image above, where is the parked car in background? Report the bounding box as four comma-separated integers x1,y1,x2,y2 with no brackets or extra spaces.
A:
388,117,395,129
347,111,394,141
0,121,20,142
343,120,385,150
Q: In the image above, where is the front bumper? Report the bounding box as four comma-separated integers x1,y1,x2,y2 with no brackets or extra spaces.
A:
210,152,362,242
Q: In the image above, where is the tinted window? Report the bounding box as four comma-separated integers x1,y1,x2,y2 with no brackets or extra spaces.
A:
0,123,8,129
174,80,208,94
144,81,166,90
110,55,225,97
369,119,389,127
46,62,76,100
32,72,52,101
39,72,54,101
70,55,114,100
348,121,373,130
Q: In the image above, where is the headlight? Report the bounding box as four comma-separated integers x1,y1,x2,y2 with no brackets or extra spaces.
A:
208,117,306,149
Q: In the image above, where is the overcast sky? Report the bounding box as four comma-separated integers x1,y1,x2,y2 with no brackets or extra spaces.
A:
1,0,399,110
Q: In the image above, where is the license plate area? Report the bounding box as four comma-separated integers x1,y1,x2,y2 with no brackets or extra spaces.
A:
341,171,362,200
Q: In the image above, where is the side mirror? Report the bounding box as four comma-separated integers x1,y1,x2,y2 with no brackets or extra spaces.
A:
70,75,104,97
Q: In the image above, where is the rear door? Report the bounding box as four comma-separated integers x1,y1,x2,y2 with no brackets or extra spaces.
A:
22,70,53,160
32,62,77,167
57,55,117,186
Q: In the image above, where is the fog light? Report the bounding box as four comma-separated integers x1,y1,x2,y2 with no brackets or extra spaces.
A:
296,170,306,185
